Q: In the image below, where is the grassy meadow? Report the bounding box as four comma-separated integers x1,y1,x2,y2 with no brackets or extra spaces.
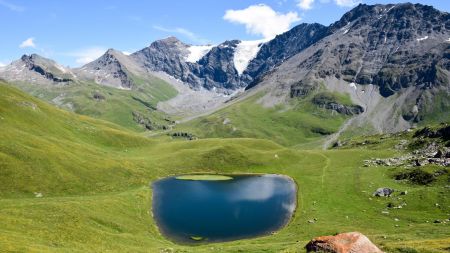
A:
0,82,449,252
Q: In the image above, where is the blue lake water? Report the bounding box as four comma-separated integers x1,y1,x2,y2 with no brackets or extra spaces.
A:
151,174,297,243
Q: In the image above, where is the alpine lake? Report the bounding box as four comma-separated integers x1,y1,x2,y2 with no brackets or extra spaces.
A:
151,174,297,244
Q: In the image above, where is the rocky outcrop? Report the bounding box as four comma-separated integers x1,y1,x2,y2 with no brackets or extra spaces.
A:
305,232,383,253
312,92,364,115
290,79,319,98
414,125,450,140
319,102,364,115
373,188,394,197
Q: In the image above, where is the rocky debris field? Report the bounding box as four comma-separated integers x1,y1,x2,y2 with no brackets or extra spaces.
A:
338,124,450,168
364,142,450,168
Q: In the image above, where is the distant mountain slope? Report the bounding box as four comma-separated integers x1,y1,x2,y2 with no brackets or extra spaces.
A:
75,49,140,90
0,54,75,85
246,3,450,135
243,23,328,89
0,54,178,131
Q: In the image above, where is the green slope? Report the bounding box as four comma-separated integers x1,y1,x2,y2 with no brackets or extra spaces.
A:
11,73,177,132
0,82,449,252
174,91,351,147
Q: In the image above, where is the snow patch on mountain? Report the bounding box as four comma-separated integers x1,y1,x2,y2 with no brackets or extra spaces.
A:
416,36,428,42
185,45,214,63
233,40,266,75
55,64,68,73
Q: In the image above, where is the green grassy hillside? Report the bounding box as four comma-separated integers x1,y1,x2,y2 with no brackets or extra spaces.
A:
0,82,449,252
11,74,177,132
174,92,351,147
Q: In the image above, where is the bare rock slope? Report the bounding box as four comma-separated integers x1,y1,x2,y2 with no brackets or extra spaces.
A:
252,3,450,134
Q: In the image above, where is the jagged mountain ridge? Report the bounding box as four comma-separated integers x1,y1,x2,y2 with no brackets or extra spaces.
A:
3,3,448,96
131,38,255,92
0,2,448,133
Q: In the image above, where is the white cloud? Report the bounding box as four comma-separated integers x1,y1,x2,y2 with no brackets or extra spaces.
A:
0,0,24,12
66,47,107,65
297,0,359,10
297,0,315,10
223,4,300,40
334,0,361,7
0,62,6,67
19,37,36,48
153,25,209,44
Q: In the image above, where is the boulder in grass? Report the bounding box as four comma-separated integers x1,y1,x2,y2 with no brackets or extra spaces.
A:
373,188,394,197
305,232,383,253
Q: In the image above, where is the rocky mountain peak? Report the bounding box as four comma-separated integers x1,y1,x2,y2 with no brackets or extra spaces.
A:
93,49,126,67
330,3,449,33
20,54,57,67
104,48,122,56
6,54,73,84
76,49,135,89
147,36,188,53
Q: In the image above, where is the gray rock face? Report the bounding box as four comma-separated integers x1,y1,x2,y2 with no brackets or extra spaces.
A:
243,23,328,89
316,3,450,97
197,40,242,90
131,37,199,88
311,92,364,115
318,101,364,115
132,38,244,92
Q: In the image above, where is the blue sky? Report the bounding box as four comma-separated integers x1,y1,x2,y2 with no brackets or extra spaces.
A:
1,0,448,67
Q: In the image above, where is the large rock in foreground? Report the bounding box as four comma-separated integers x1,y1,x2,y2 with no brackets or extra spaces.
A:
305,232,383,253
